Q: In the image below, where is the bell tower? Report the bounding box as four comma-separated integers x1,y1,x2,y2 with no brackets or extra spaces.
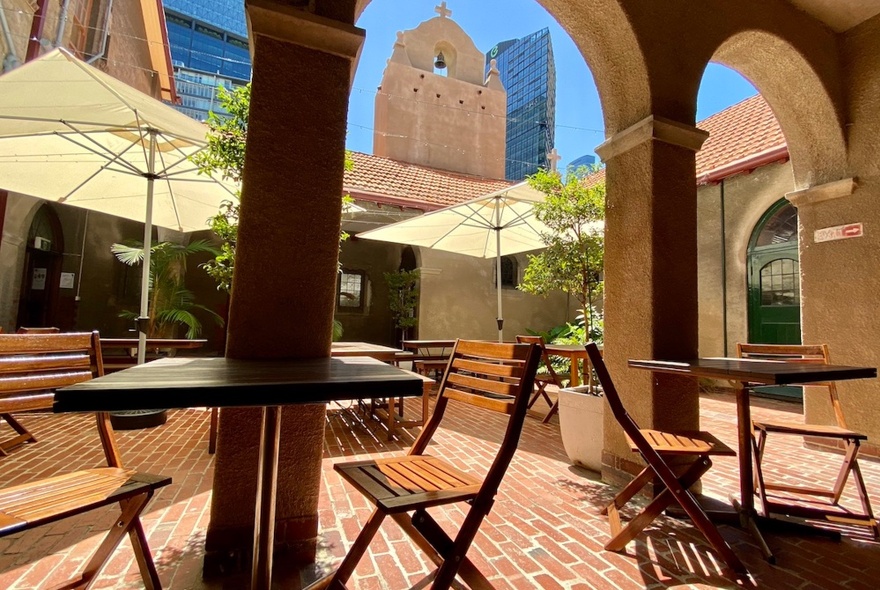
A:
373,3,507,179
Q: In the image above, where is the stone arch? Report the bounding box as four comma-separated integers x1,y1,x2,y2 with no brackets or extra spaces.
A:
353,0,651,135
709,30,847,187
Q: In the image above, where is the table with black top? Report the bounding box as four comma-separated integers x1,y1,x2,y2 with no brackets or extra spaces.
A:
628,357,876,563
55,355,424,590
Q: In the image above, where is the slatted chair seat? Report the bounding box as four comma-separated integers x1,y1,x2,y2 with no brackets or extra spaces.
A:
738,343,878,537
0,331,171,589
630,430,736,456
309,339,541,590
335,455,482,513
586,343,748,577
753,420,867,439
0,468,170,535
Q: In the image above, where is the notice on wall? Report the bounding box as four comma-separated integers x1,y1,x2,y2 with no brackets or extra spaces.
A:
814,222,863,244
60,272,75,289
32,267,47,290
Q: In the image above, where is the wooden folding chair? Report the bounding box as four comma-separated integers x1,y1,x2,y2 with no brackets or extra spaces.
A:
586,344,747,576
516,334,563,423
737,343,878,536
310,339,540,590
0,332,171,589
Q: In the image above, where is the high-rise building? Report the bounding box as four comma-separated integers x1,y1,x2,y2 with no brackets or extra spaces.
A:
163,0,251,121
486,28,556,181
567,153,597,179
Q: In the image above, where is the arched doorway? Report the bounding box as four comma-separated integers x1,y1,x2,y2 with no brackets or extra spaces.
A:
17,205,65,329
747,199,800,345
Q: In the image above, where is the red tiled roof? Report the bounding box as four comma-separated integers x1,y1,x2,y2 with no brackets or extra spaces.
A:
695,94,787,181
344,152,513,210
581,94,788,187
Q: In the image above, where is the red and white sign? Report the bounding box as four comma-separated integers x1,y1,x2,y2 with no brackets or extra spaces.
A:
814,222,863,244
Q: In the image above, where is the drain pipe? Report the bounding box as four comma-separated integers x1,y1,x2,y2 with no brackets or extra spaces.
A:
54,0,73,47
720,178,729,356
86,0,114,64
0,7,21,71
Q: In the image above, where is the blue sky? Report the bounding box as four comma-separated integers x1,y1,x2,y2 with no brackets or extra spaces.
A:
347,0,758,174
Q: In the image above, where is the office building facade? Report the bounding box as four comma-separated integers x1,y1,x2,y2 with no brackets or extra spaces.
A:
163,0,251,120
486,28,556,181
567,153,597,179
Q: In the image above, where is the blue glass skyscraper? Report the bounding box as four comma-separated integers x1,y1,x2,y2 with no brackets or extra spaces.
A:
486,28,556,181
567,154,597,179
163,0,251,120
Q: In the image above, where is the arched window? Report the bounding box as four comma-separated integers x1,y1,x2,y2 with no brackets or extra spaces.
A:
499,256,517,288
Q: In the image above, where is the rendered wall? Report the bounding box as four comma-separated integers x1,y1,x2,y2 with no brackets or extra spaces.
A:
697,161,796,356
416,248,578,341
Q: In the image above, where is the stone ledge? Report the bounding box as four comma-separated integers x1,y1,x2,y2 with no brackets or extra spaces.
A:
786,177,856,207
595,115,709,162
246,0,365,60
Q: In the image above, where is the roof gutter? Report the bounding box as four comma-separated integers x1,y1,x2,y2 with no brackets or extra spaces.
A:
698,144,789,185
344,188,447,212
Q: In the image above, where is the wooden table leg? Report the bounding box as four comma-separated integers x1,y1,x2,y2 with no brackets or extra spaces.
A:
569,354,581,387
252,406,281,590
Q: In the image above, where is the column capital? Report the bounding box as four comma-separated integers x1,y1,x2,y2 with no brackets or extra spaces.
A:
246,0,365,61
786,177,856,207
595,115,709,162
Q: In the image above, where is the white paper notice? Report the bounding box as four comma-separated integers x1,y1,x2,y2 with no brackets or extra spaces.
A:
60,272,75,289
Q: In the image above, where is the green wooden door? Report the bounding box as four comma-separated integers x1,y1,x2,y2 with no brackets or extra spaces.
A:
747,201,801,400
747,248,801,344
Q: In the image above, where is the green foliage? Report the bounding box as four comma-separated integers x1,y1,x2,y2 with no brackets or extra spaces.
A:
385,269,420,338
111,240,224,339
193,83,355,295
520,167,605,340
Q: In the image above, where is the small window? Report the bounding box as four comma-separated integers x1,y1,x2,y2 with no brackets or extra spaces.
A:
498,256,518,288
337,270,366,311
760,259,799,306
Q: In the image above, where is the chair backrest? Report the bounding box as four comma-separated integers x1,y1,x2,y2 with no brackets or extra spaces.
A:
736,343,846,428
515,334,562,385
410,339,540,495
0,331,122,467
16,327,61,334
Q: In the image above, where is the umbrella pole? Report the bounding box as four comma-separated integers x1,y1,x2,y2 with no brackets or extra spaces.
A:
137,131,157,364
495,203,504,343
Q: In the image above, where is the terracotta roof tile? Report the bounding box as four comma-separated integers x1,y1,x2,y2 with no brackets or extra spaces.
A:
344,152,512,209
695,94,786,179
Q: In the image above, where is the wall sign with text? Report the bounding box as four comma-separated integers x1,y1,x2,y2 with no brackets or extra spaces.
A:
814,222,863,244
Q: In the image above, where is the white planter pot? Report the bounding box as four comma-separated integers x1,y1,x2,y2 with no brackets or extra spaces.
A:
558,385,604,472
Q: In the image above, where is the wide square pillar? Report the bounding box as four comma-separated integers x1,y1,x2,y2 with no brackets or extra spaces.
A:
206,1,364,569
596,115,709,483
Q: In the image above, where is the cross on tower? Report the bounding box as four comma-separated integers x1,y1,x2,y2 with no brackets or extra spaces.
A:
435,2,452,18
548,148,562,172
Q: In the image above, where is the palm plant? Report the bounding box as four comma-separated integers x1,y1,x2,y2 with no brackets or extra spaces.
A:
111,240,224,339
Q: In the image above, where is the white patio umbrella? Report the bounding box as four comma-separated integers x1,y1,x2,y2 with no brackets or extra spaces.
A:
0,49,238,363
358,182,550,341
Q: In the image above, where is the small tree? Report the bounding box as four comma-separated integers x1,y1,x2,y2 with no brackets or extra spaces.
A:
111,240,224,338
385,269,420,342
519,167,605,342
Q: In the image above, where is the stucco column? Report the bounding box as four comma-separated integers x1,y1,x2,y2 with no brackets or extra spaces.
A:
205,1,364,568
596,115,709,484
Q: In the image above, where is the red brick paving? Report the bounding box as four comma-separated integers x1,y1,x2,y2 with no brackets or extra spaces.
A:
1,392,879,589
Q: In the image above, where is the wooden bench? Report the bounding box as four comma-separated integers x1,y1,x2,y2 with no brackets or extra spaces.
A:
0,331,172,589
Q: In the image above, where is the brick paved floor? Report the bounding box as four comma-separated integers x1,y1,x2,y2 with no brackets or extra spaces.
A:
1,392,879,589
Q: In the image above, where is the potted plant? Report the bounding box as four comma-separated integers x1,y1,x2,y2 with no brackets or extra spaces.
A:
385,269,420,344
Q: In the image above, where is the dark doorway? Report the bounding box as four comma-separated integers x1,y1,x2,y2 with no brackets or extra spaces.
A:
17,205,64,329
